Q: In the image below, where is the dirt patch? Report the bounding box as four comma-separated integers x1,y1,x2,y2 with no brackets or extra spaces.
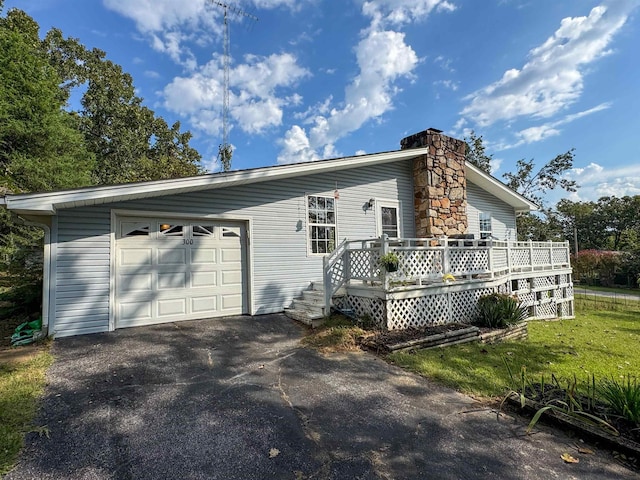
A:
0,343,46,364
0,313,29,348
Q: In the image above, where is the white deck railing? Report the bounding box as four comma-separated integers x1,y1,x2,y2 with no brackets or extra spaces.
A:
323,235,571,312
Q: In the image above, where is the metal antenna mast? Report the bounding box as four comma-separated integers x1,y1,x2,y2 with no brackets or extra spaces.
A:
209,1,258,172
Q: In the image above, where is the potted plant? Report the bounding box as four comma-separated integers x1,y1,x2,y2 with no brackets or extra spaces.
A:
379,252,400,273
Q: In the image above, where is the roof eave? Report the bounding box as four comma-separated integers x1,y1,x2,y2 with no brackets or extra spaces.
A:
3,148,431,215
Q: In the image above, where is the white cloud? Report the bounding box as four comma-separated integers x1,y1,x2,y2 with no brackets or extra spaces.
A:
279,125,321,164
433,79,459,91
278,29,418,164
278,0,455,164
162,53,309,136
103,0,305,68
497,102,612,149
103,0,209,32
460,1,637,128
562,163,640,201
434,55,455,72
362,0,456,27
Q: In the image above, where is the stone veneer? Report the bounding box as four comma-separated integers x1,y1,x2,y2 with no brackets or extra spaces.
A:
400,128,468,237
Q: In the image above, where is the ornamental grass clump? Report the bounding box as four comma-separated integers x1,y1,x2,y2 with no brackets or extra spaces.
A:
476,293,528,329
599,375,640,424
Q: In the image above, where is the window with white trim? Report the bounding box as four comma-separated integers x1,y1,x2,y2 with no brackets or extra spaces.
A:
121,222,150,237
308,195,336,254
380,206,399,237
479,212,492,239
160,223,184,237
193,225,214,237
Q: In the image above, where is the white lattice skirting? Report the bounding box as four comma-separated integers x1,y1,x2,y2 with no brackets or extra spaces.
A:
343,271,574,330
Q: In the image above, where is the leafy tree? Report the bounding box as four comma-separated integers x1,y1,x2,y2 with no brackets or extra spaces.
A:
594,196,640,251
500,150,578,241
503,150,577,207
464,130,492,174
0,5,205,319
43,30,203,185
556,196,640,253
556,199,604,252
0,7,95,315
0,9,94,193
463,133,579,241
516,210,564,242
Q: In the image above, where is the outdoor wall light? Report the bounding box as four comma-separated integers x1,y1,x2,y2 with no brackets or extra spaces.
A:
368,198,375,208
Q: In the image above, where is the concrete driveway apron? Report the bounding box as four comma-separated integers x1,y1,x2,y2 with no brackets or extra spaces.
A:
6,314,638,479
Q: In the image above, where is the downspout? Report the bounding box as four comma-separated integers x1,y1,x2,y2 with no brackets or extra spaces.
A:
21,219,52,336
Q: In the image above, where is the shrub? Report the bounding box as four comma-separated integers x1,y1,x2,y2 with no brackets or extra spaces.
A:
476,293,528,328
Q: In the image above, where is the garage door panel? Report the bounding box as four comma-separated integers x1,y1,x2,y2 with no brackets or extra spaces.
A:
118,273,152,292
191,271,217,287
221,294,242,310
221,270,242,286
120,301,152,321
157,298,187,317
116,218,246,329
120,248,152,266
158,248,187,265
158,272,188,289
191,248,216,264
191,296,217,313
221,248,241,263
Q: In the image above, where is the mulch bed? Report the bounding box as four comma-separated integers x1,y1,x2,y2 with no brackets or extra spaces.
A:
507,384,640,460
359,323,477,353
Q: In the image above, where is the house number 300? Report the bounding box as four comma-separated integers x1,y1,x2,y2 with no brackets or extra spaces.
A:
183,239,194,245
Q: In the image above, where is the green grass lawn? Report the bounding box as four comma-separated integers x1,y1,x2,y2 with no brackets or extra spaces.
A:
0,348,53,475
389,299,640,399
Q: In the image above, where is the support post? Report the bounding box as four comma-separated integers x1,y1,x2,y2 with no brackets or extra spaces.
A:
487,238,493,278
529,240,534,271
381,234,389,290
323,255,331,315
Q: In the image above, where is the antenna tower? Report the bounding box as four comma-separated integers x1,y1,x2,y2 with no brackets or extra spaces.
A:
209,1,258,172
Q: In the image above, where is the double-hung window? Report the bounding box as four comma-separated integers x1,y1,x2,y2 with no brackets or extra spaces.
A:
479,212,492,239
308,195,336,254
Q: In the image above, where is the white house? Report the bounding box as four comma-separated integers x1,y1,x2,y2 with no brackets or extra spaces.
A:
1,128,573,337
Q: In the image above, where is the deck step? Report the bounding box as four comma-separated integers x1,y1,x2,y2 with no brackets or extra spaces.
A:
284,308,325,328
292,298,325,313
301,290,324,303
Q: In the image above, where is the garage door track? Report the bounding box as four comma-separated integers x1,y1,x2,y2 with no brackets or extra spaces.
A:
6,315,638,479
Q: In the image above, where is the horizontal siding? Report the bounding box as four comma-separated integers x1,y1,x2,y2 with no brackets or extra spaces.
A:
52,160,416,335
467,181,517,240
53,207,111,337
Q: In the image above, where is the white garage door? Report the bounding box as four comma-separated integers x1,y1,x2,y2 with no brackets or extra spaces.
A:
115,217,247,329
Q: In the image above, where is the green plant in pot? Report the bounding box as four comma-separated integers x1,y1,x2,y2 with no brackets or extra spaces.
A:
379,252,400,273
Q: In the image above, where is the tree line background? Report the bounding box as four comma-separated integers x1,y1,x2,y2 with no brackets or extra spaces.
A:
1,3,637,328
466,131,640,288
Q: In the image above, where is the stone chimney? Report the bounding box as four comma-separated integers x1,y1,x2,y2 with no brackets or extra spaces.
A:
401,128,468,237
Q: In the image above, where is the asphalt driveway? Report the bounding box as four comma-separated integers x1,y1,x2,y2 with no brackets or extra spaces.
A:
7,315,638,479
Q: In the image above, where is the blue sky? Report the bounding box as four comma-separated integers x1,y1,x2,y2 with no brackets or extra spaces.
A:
7,0,640,205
